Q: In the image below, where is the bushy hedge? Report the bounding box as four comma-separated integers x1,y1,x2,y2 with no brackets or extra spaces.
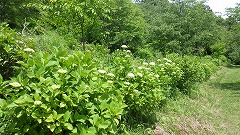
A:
0,45,218,134
0,23,36,80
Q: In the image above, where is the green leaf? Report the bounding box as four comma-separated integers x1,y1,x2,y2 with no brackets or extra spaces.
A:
89,114,99,125
47,124,56,132
99,100,109,111
6,102,18,108
0,74,3,83
45,114,54,123
87,127,97,135
45,61,58,67
14,94,34,104
97,120,111,129
74,112,87,123
64,123,73,131
0,99,6,108
64,110,71,122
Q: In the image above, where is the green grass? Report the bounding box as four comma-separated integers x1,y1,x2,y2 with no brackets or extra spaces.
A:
127,66,240,134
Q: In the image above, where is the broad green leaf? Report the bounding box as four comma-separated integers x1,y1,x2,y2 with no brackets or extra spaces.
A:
64,123,73,131
45,60,58,67
7,102,18,108
97,120,111,129
87,127,97,135
0,99,6,108
64,110,71,122
99,100,109,111
47,124,56,132
45,114,54,123
14,94,34,104
89,114,99,125
74,112,87,123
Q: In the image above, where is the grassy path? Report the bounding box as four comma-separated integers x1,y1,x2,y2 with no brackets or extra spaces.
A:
205,66,240,134
129,67,240,134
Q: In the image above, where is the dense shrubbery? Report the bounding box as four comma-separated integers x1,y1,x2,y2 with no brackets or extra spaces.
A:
0,43,218,134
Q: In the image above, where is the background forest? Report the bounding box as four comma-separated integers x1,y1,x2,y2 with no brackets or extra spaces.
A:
0,0,240,134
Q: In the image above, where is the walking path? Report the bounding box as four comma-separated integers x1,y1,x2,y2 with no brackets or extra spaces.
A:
204,66,240,134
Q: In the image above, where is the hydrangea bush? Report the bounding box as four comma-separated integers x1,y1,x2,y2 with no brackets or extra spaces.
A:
0,45,218,134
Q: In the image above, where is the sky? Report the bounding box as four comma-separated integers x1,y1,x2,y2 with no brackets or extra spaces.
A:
206,0,239,17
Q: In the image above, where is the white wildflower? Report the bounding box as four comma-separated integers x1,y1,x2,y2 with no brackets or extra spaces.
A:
136,72,143,77
124,82,130,85
145,68,151,70
163,58,169,61
23,48,35,52
125,55,131,58
121,45,128,49
126,50,131,53
149,62,155,66
51,84,61,89
98,70,107,74
138,66,144,70
60,102,66,108
107,73,115,77
143,62,148,65
9,82,21,87
107,80,113,84
133,89,139,93
126,73,135,78
57,69,67,74
157,59,161,62
154,74,160,78
34,100,42,105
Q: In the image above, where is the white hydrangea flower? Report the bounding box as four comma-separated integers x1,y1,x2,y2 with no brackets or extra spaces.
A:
124,82,130,85
51,84,61,89
57,69,67,74
137,72,143,77
145,68,151,70
163,58,169,61
127,73,135,78
9,82,21,87
107,73,115,77
143,62,148,65
23,48,35,52
98,70,107,74
149,62,155,66
34,100,42,105
125,55,131,58
107,80,113,84
121,45,128,49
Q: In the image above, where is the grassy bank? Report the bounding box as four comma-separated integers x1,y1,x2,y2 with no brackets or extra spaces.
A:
129,66,240,134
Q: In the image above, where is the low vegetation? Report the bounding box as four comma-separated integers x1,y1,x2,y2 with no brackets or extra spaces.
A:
0,0,240,134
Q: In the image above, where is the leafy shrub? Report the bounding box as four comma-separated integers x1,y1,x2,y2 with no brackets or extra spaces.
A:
0,45,218,134
0,48,126,134
0,23,21,80
166,53,217,94
0,23,36,80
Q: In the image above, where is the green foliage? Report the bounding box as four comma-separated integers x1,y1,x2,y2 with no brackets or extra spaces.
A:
0,23,36,80
0,44,218,134
166,54,218,94
0,48,126,134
